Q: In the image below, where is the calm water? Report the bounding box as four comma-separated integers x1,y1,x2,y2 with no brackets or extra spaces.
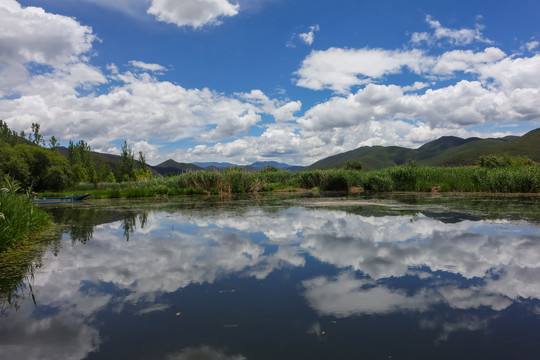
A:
1,195,540,359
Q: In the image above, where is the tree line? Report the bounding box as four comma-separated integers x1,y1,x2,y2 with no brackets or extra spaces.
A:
0,120,150,192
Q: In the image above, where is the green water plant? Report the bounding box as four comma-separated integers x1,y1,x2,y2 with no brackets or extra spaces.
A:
0,177,51,253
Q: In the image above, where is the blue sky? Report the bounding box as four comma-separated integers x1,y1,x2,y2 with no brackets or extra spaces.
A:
1,0,539,165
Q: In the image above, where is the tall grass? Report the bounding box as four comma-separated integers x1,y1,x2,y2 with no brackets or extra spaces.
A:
39,165,540,199
370,165,540,193
0,178,51,252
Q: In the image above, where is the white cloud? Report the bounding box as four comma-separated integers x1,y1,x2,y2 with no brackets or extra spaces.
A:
292,44,540,150
402,82,430,92
1,3,538,166
295,48,429,93
272,100,302,122
0,0,98,97
412,15,492,46
147,0,239,29
476,54,540,91
0,70,278,156
432,47,506,75
129,60,167,73
198,109,261,142
298,81,512,133
526,40,539,51
299,24,319,46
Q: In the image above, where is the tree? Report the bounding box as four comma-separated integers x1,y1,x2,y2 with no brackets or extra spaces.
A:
117,140,135,182
49,136,59,150
67,140,81,164
31,122,44,146
138,151,147,171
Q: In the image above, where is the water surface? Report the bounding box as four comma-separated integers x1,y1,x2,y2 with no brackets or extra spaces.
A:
1,195,539,359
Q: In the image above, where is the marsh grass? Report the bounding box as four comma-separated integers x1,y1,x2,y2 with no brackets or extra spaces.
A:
372,165,540,193
38,165,539,199
0,179,51,253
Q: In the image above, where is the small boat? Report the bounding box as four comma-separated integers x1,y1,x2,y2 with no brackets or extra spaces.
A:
34,193,91,203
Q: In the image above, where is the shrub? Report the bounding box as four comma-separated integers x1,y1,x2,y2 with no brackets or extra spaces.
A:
44,165,70,192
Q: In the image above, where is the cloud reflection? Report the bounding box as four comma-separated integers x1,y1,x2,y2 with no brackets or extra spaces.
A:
1,201,539,357
166,346,246,360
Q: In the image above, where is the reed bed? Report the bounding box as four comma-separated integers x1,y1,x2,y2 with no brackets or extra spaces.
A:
39,165,539,199
0,185,51,253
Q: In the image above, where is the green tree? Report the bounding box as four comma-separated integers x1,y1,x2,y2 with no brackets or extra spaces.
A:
138,151,147,171
67,140,81,164
117,140,135,182
44,165,70,191
0,146,30,187
71,164,88,184
49,136,59,151
0,120,25,146
31,122,44,146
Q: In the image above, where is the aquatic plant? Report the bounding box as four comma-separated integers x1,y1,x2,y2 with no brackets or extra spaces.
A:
0,177,51,252
37,164,540,199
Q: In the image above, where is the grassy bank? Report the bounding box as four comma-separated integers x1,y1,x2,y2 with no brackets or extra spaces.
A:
38,164,540,199
0,184,51,253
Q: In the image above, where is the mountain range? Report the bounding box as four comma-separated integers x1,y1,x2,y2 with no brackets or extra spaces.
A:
307,128,539,171
86,128,539,175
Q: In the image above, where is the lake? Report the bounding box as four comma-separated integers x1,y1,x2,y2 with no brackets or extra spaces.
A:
1,194,539,359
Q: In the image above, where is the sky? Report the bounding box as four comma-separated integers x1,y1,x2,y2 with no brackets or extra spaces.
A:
1,0,539,166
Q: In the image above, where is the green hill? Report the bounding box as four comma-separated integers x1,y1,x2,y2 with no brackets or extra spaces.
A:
308,128,540,170
154,159,203,175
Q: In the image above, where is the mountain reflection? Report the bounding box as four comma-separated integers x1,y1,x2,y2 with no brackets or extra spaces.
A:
0,199,539,359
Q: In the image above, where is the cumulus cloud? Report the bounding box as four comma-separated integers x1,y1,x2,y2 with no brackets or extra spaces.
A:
0,0,289,165
272,101,302,122
0,0,98,97
1,3,538,166
432,47,506,75
147,0,239,29
293,43,540,149
295,48,429,93
298,80,514,133
0,69,275,154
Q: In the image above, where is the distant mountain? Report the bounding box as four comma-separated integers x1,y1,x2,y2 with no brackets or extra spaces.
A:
193,160,304,172
153,159,203,175
308,128,540,171
249,161,295,169
193,162,238,168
